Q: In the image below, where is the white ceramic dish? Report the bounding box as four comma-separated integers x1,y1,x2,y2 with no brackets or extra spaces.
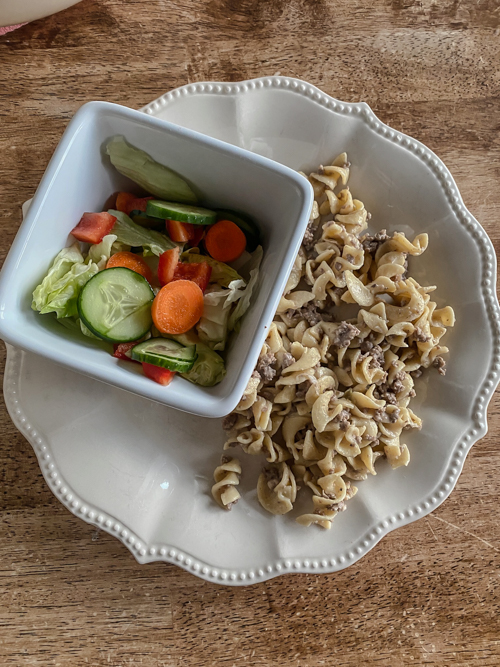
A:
0,100,312,418
3,77,500,586
0,0,81,27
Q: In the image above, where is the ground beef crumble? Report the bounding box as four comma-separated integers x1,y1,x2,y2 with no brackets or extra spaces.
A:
360,344,385,368
413,326,431,343
281,352,295,369
302,222,316,252
297,303,323,326
256,352,277,382
374,407,401,423
314,500,346,516
433,356,446,376
295,379,314,401
331,322,360,348
333,408,350,431
361,229,389,255
374,370,406,404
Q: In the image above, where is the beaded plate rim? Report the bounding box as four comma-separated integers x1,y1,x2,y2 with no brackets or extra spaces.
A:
4,76,500,586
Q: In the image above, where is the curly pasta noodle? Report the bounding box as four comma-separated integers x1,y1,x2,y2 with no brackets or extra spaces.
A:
211,456,242,510
214,152,455,529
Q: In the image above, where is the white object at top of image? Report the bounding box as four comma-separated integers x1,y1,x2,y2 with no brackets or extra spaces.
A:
0,0,81,27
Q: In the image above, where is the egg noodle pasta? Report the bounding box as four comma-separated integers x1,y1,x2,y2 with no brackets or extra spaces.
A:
212,153,455,529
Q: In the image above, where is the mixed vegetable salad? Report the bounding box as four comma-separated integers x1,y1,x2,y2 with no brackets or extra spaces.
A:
32,136,263,387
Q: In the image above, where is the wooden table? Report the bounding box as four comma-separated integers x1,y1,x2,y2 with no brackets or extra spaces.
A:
1,1,499,664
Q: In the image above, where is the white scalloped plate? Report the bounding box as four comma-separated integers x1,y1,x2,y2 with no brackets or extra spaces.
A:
4,77,500,586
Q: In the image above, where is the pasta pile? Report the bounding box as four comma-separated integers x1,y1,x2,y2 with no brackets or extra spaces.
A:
211,152,455,528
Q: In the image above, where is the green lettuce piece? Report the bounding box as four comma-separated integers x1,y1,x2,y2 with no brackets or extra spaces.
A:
57,315,82,334
106,136,198,204
57,315,101,340
228,246,263,332
32,244,100,318
108,210,176,256
87,234,117,269
182,250,243,287
167,332,226,386
196,280,246,351
80,319,101,339
33,244,84,308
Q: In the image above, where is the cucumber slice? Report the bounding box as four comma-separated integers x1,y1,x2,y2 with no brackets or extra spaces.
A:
106,136,198,204
130,338,197,372
146,200,217,225
78,267,154,343
215,209,260,251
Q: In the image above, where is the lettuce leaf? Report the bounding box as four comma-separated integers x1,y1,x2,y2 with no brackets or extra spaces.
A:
32,244,100,318
196,280,246,351
87,234,117,269
106,136,198,204
228,246,263,332
58,315,101,340
32,235,118,320
182,250,243,287
108,210,176,256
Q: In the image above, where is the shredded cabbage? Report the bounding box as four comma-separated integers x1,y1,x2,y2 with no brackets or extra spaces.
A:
195,246,263,349
87,234,117,269
228,246,263,332
197,281,246,350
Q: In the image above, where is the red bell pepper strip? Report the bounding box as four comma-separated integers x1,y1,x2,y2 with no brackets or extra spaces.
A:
142,363,175,385
71,212,117,244
172,262,212,292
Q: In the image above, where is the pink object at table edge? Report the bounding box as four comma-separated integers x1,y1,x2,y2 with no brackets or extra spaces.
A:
0,24,26,36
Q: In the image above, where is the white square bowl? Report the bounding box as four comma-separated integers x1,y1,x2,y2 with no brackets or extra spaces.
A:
0,101,313,417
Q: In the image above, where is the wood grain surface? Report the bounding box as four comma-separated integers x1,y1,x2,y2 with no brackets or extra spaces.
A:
1,1,499,665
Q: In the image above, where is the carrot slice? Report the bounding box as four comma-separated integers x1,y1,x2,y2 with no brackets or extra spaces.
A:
205,219,246,263
152,279,204,334
106,251,154,284
116,192,137,213
158,247,180,286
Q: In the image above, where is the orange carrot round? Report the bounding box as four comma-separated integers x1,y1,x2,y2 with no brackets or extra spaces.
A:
115,192,137,213
205,219,247,263
152,280,204,334
106,251,154,284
